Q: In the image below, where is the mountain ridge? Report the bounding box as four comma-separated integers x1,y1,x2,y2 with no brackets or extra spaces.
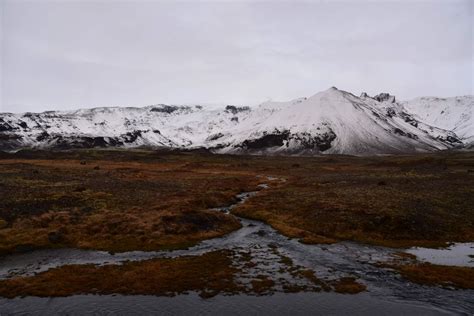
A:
1,87,472,155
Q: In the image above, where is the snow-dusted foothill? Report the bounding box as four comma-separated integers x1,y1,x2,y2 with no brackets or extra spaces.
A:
0,87,471,155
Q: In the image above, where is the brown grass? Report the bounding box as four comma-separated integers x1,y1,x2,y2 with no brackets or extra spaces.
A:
331,277,367,294
389,263,474,289
251,275,275,294
232,152,474,248
0,250,242,298
0,150,261,254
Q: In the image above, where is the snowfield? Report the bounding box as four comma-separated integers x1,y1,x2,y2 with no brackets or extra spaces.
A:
0,87,472,155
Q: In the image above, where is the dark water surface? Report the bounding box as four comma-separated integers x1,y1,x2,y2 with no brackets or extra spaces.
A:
0,292,455,315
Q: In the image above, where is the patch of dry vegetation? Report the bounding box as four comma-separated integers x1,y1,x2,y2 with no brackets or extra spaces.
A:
251,275,275,294
330,277,367,294
0,250,241,298
387,263,474,289
0,149,261,254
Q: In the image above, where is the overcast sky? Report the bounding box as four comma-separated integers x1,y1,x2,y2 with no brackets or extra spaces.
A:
1,0,473,113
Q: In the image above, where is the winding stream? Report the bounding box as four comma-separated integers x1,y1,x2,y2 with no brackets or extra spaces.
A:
0,177,473,315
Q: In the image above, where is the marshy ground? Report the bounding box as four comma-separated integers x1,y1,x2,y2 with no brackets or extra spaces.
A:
0,149,473,312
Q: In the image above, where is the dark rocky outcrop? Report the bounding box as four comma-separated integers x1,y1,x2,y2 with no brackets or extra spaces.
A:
399,112,419,127
0,134,23,151
386,108,396,118
150,105,189,114
239,128,336,152
225,105,250,114
36,132,50,141
374,93,396,103
17,121,28,129
437,135,463,145
0,119,17,132
52,136,110,149
393,129,419,140
122,130,145,143
303,132,336,152
241,130,290,149
393,128,407,136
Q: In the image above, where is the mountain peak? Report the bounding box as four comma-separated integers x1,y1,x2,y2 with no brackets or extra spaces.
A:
309,86,352,101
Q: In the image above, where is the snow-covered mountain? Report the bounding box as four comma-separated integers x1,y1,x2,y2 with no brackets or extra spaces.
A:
0,87,470,155
402,96,474,148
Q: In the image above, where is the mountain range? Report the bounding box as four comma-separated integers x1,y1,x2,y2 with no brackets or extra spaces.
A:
1,87,472,155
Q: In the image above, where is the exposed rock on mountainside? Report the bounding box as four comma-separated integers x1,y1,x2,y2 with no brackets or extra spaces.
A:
373,93,396,103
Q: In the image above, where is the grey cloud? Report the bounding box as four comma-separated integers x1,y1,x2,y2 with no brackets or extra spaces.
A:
1,0,473,112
